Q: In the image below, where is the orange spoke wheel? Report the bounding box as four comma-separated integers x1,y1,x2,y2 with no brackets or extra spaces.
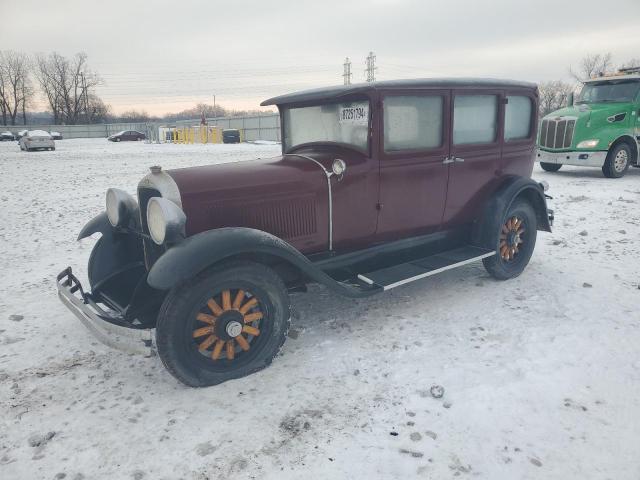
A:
192,288,264,362
499,216,525,262
155,262,290,387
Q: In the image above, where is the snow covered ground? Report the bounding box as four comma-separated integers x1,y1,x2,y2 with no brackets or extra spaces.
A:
1,138,639,480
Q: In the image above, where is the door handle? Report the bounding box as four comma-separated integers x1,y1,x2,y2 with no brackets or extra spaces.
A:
442,156,455,164
453,157,465,163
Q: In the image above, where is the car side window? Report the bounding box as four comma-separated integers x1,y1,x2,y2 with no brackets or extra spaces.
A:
453,95,498,145
383,95,443,152
504,95,532,141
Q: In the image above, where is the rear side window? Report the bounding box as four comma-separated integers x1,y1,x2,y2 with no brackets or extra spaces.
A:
384,95,443,152
505,96,532,141
453,95,498,145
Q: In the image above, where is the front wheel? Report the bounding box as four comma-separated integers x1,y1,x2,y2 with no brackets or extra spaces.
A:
483,199,537,280
156,261,290,387
602,143,631,178
540,162,562,172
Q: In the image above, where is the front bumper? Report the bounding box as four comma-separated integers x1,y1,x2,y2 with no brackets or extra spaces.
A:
56,267,152,355
536,149,607,168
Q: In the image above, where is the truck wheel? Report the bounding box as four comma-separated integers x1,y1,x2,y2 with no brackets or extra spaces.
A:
483,199,537,280
602,143,631,178
156,261,290,387
539,162,562,172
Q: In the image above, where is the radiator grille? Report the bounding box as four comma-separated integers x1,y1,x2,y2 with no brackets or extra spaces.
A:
539,117,576,149
209,197,317,240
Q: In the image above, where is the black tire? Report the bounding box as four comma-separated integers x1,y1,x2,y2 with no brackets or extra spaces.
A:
156,261,290,387
483,199,537,280
540,162,562,172
602,143,631,178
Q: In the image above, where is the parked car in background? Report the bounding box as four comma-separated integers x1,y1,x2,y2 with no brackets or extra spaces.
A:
0,131,15,141
19,130,55,151
108,130,145,142
222,128,241,143
537,66,640,178
50,131,63,140
16,130,28,140
58,78,552,387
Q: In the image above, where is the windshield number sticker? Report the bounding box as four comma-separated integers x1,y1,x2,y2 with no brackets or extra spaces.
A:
339,106,368,124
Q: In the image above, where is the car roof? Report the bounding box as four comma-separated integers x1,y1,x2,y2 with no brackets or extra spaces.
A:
28,130,51,136
261,77,537,106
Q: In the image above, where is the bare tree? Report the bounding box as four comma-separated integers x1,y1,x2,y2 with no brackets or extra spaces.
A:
569,52,613,82
619,58,640,70
0,51,33,126
538,80,574,117
35,52,102,125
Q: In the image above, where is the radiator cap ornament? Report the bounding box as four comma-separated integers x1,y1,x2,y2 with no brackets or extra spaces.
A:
150,165,162,174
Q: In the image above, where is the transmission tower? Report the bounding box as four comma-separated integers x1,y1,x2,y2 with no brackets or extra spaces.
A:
343,57,352,85
365,51,377,83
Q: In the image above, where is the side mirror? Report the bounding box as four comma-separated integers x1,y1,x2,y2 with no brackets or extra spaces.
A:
332,158,346,177
568,92,574,106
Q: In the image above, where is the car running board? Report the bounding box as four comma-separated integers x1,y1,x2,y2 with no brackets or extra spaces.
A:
356,246,495,291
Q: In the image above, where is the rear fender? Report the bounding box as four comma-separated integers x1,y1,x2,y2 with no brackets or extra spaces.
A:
472,176,551,249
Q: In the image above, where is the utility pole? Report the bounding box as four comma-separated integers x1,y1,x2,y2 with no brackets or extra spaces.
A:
365,51,377,83
343,57,352,85
213,94,216,120
79,72,90,123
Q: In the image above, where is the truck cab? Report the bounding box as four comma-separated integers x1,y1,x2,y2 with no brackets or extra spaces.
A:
537,67,640,178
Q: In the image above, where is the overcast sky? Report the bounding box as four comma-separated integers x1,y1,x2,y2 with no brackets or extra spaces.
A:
3,0,639,115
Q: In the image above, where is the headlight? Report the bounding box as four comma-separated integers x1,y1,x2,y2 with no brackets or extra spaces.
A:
106,188,138,227
576,139,600,149
147,197,187,245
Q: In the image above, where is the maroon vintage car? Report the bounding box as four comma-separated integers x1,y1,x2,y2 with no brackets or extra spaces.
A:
57,78,553,387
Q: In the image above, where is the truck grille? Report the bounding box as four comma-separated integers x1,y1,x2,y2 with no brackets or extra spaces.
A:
539,117,576,149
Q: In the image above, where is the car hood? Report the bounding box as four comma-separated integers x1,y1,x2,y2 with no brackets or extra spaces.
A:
544,103,630,123
166,155,330,246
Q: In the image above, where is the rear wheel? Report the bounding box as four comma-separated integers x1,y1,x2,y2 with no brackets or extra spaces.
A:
483,199,537,280
602,143,631,178
540,162,562,172
156,261,290,387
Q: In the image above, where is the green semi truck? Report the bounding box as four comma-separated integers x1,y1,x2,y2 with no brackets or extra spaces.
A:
536,67,640,178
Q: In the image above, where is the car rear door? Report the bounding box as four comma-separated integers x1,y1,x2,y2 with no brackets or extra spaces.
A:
376,90,451,241
442,89,503,226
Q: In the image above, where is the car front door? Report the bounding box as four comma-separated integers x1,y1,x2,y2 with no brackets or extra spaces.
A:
442,90,504,226
376,90,451,242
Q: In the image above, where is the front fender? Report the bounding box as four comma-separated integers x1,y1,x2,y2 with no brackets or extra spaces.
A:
146,227,375,298
78,212,111,240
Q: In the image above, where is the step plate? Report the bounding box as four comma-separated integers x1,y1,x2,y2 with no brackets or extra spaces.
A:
357,246,495,291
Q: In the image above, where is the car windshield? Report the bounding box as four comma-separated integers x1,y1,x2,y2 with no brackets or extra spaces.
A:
283,100,370,152
576,80,640,104
115,131,126,135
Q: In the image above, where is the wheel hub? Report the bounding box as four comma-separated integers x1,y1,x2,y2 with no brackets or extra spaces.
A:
191,288,264,362
499,216,524,261
216,310,245,341
614,149,628,172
